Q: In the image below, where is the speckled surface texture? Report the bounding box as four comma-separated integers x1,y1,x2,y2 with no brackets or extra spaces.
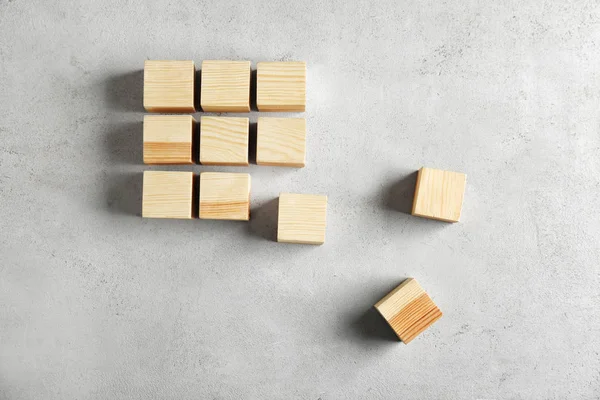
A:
1,1,599,399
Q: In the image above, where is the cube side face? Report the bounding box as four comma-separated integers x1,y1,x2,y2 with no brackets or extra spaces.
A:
200,117,249,166
277,193,327,245
256,118,306,167
412,167,466,222
374,279,442,343
143,115,195,164
142,171,193,219
256,62,306,112
200,61,251,112
199,172,251,220
144,60,195,113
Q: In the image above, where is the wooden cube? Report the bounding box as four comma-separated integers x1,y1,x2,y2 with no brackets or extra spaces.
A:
374,278,442,344
200,117,249,166
200,60,251,112
143,115,195,164
143,60,195,113
142,171,193,219
199,172,251,220
412,167,467,223
256,117,306,167
277,193,327,245
257,62,306,112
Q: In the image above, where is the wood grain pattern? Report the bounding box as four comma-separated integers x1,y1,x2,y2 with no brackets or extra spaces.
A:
257,61,306,112
412,167,467,223
374,278,442,344
143,115,195,164
142,171,193,219
199,172,251,221
256,117,306,167
200,60,251,112
200,116,249,166
144,60,195,113
277,193,327,245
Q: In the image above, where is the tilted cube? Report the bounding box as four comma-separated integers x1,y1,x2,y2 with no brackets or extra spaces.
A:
277,193,327,245
200,116,249,166
142,171,194,219
143,60,195,113
200,60,251,112
257,117,306,167
374,278,442,344
199,172,251,221
143,115,195,164
412,167,466,223
257,61,306,112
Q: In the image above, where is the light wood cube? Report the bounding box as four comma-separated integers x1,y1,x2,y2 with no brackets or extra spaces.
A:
143,115,195,164
200,60,251,112
277,193,327,245
200,117,249,166
199,172,251,221
257,62,306,112
412,167,467,223
374,278,442,344
256,117,306,167
142,171,193,219
143,60,195,113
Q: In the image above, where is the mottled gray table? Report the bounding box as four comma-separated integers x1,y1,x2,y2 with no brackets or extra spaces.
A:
1,1,599,398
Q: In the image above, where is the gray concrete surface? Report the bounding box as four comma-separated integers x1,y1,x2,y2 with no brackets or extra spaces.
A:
1,0,599,398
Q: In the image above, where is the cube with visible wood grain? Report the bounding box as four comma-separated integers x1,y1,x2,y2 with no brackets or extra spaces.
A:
277,193,327,245
199,172,251,220
200,60,251,112
143,115,195,164
142,171,194,219
144,60,195,113
257,117,306,167
374,278,442,344
200,116,249,166
412,167,466,223
257,62,306,112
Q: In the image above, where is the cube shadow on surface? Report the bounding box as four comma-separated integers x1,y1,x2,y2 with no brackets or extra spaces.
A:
200,60,251,112
199,172,251,221
143,60,195,113
143,115,195,165
257,61,306,112
277,193,327,245
374,278,442,344
411,167,466,223
256,117,306,167
142,171,194,219
200,116,249,166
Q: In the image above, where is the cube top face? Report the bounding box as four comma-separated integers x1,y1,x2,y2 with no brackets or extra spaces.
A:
142,171,193,219
257,62,306,112
200,60,251,112
277,193,327,245
374,278,442,344
200,116,249,166
199,172,251,221
144,60,195,113
143,115,195,165
256,117,306,167
412,167,466,223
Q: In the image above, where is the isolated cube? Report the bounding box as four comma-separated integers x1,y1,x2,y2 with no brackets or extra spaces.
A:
143,60,195,113
257,62,306,112
277,193,327,245
257,117,306,167
143,115,195,164
374,278,442,343
142,171,194,219
199,172,251,221
200,60,251,112
200,117,249,166
412,167,466,222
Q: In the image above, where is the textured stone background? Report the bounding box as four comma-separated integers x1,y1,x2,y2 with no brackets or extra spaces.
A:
1,0,599,398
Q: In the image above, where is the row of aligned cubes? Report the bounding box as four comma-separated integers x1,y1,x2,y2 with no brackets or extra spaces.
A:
143,60,306,113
